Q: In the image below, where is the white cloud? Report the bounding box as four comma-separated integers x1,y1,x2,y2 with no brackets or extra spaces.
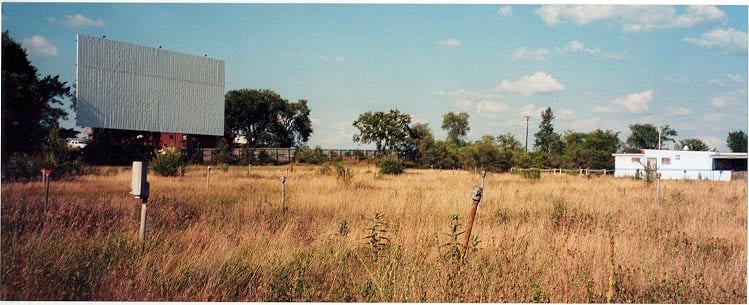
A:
711,96,735,108
665,76,689,83
711,87,747,108
476,100,509,114
437,89,504,112
703,112,722,123
436,89,502,100
566,117,602,131
48,14,105,28
537,5,726,32
556,40,627,60
612,90,653,113
669,106,691,116
320,55,346,64
710,79,727,87
21,35,58,56
684,28,748,54
455,98,473,111
513,47,549,62
591,105,614,113
319,121,356,147
438,38,462,48
497,71,565,96
497,6,512,17
557,107,576,120
520,104,544,117
536,5,615,26
727,73,745,83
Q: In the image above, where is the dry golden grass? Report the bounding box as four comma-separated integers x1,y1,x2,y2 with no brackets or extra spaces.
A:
2,164,746,302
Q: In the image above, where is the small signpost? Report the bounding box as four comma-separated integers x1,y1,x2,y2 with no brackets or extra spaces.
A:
40,168,51,210
131,161,150,241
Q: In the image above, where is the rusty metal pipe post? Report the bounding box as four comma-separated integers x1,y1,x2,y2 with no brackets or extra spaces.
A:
462,185,483,259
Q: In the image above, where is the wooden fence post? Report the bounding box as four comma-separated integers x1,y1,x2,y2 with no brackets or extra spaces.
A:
281,176,287,209
206,166,211,191
41,168,51,211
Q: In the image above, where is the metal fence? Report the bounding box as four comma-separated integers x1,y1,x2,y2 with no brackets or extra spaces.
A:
510,168,615,176
198,147,378,164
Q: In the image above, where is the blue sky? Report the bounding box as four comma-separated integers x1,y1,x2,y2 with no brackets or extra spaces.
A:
3,4,747,151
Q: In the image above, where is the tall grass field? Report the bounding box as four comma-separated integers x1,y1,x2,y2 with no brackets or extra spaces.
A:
2,164,746,302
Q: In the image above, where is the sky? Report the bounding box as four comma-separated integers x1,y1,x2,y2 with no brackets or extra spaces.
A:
2,3,748,151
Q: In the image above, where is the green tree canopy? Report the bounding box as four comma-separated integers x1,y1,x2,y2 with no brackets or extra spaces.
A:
625,124,678,152
496,133,522,151
352,109,413,155
563,129,620,169
625,123,658,152
409,122,435,165
224,89,312,148
533,107,563,154
2,31,74,159
676,138,710,151
726,130,747,153
441,112,470,146
658,125,678,149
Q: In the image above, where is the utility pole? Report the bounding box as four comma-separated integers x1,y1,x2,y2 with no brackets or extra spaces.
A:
524,116,530,153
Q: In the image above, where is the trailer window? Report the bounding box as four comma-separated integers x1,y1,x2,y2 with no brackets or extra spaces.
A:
661,157,671,165
631,157,640,163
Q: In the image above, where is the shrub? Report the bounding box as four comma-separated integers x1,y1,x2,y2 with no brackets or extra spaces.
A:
258,150,273,164
213,138,231,164
520,169,541,179
151,146,185,176
377,155,403,175
296,146,326,164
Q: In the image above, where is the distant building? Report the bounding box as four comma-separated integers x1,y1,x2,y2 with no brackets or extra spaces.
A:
160,132,184,148
613,149,747,181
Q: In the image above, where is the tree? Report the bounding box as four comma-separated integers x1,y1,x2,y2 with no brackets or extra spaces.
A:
224,89,312,148
422,140,460,169
275,99,313,147
675,138,710,151
625,124,678,152
409,123,435,166
658,125,678,149
563,129,620,169
496,133,522,151
625,123,658,152
441,112,470,146
2,31,74,160
533,107,563,154
352,109,413,155
727,131,747,153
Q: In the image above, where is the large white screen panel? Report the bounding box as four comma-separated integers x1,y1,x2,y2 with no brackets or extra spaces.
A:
76,34,224,135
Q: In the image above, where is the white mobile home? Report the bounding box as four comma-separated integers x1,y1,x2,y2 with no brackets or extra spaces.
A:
612,149,747,181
